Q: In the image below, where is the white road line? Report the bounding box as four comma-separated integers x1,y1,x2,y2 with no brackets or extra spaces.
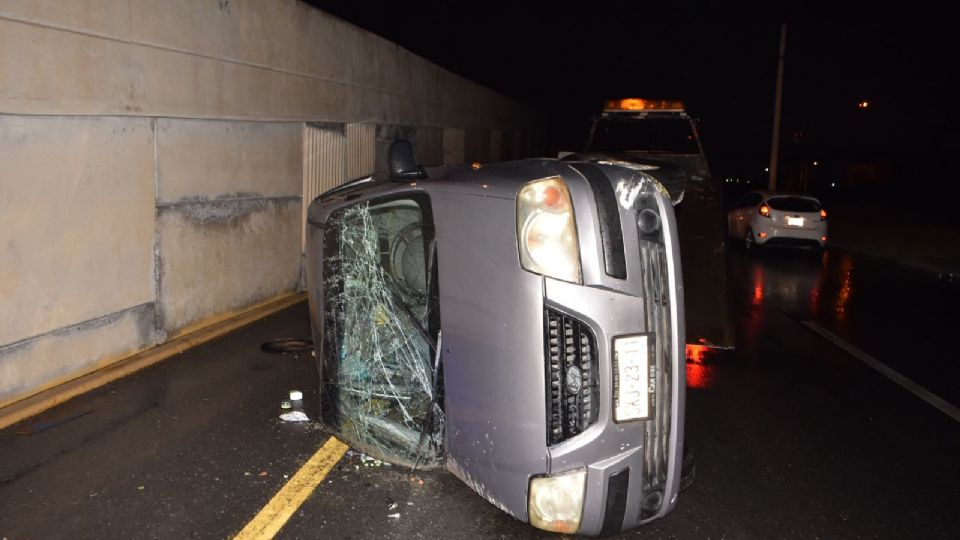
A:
802,321,960,424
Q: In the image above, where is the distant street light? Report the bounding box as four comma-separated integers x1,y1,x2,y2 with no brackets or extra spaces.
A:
858,100,870,109
812,161,819,166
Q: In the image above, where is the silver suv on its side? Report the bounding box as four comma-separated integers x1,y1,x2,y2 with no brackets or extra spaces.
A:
305,141,686,535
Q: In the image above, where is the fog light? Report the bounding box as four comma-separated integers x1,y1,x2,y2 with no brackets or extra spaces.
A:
528,469,586,533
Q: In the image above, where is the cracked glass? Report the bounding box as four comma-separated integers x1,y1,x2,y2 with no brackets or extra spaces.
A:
321,196,443,468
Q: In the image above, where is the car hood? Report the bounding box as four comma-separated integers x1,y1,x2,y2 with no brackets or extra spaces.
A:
562,151,714,204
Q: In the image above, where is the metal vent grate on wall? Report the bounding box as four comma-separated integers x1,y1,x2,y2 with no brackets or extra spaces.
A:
346,123,376,180
302,123,375,251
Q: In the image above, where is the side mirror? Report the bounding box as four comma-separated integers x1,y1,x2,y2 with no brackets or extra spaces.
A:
388,140,428,180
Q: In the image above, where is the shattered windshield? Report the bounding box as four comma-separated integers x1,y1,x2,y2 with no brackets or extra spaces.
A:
321,195,443,467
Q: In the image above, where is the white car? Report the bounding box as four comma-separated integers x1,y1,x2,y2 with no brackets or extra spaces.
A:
727,191,827,249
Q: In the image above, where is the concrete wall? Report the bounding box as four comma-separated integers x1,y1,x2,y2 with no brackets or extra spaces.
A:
154,119,303,336
0,117,157,399
0,0,542,405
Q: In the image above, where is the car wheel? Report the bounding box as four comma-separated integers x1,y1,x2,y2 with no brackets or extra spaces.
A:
745,228,756,250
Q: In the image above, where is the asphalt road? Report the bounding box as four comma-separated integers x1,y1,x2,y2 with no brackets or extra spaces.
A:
2,246,958,539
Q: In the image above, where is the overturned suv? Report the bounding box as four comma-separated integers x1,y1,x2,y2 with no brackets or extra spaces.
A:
305,141,686,535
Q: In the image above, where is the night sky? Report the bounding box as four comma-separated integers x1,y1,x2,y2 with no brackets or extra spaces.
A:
310,1,957,182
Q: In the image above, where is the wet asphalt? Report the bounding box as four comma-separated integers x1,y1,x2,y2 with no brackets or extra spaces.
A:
2,246,959,539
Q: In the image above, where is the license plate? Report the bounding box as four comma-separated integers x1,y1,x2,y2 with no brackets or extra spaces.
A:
786,216,804,227
613,335,654,422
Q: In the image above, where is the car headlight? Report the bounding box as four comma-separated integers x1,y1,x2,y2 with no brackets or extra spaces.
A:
517,177,581,283
528,468,587,533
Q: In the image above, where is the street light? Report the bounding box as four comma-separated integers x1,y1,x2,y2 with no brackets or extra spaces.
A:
858,100,870,109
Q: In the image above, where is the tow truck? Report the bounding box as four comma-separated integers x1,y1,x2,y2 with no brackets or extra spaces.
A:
562,98,734,349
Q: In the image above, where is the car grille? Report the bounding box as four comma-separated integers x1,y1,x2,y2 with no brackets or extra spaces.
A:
545,308,599,445
638,238,673,519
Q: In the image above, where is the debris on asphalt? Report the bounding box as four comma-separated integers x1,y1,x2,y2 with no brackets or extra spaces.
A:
280,411,309,422
388,502,398,510
410,476,424,486
137,485,145,491
387,513,401,519
258,471,269,477
279,389,308,422
260,338,313,353
359,454,385,467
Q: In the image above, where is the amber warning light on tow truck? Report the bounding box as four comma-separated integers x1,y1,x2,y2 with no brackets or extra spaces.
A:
603,98,686,112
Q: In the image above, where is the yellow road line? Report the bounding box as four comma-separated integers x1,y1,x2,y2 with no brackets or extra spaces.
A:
235,436,350,540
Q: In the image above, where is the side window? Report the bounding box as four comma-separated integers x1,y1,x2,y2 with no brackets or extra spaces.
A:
320,194,443,467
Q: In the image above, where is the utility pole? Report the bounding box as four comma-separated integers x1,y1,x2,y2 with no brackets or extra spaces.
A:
768,23,787,191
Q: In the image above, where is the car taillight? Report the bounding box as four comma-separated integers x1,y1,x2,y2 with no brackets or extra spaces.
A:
820,209,827,220
758,204,771,218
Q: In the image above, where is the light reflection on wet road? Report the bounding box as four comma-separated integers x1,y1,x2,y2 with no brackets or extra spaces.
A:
720,247,960,408
676,245,960,539
685,344,716,390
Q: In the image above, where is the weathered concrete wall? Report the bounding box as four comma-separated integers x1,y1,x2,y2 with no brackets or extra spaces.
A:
155,119,302,334
0,1,535,128
0,116,157,399
156,198,301,335
0,0,542,405
443,128,466,165
156,120,302,202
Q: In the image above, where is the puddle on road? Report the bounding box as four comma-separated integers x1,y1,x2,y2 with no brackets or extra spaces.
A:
685,344,719,390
